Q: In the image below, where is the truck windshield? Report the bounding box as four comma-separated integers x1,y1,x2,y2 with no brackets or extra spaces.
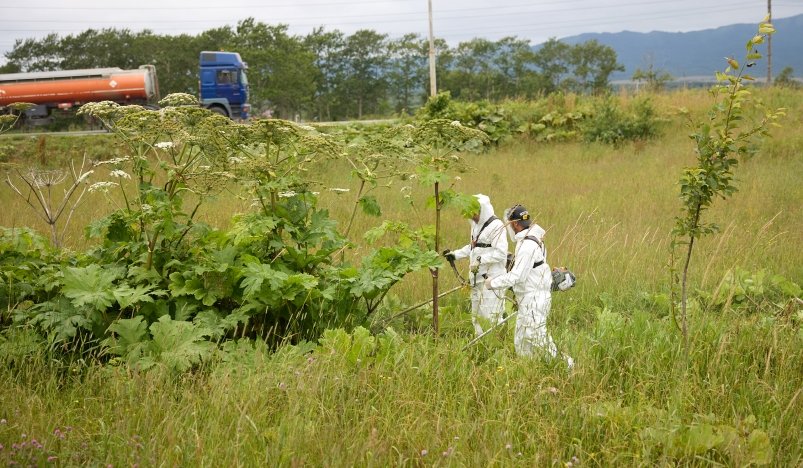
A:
239,70,249,86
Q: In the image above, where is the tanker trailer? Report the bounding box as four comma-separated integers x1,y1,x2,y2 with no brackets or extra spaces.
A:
0,65,159,125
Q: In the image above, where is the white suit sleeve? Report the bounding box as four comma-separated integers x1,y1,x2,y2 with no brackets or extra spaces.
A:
487,240,541,290
452,243,471,260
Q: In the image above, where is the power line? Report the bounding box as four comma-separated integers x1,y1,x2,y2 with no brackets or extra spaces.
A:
0,1,786,35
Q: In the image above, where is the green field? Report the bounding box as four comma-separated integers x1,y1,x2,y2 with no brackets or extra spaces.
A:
1,89,802,466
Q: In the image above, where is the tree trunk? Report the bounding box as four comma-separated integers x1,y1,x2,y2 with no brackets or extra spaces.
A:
680,203,702,358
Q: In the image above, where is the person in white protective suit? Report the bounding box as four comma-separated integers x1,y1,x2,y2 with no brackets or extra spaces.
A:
484,205,573,368
443,194,508,336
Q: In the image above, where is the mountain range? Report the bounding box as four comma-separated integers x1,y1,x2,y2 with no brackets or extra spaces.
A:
556,13,803,81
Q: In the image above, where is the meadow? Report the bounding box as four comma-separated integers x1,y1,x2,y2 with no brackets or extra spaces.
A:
1,88,801,466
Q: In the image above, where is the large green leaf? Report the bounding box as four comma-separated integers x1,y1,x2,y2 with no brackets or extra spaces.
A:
62,264,120,311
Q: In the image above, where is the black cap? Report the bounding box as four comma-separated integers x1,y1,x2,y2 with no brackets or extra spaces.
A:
508,204,531,227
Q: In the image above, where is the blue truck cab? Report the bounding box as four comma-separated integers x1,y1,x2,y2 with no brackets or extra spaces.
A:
199,51,251,120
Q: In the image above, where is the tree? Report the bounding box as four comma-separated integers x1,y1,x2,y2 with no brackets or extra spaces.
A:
449,38,498,100
341,30,389,119
386,33,428,114
632,62,673,93
4,33,63,71
672,19,783,354
532,39,572,94
492,36,539,99
231,19,316,119
774,66,800,89
305,28,347,121
566,40,623,94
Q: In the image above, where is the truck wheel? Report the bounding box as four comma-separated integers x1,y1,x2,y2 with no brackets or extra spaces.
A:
209,106,228,117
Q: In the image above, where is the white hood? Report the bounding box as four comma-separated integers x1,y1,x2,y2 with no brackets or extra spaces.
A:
471,194,496,236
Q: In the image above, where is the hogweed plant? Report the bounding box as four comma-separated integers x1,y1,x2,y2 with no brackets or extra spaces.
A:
395,116,488,333
0,102,35,133
3,103,93,248
79,95,236,270
671,17,785,353
5,157,93,248
340,127,411,241
234,118,340,215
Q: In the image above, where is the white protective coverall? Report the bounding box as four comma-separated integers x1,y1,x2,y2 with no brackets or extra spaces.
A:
451,194,508,336
487,224,571,364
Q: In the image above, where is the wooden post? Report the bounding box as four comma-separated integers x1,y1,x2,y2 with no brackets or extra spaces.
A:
428,0,437,97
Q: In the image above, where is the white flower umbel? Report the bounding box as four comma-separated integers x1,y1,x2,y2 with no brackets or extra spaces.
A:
278,191,297,198
109,170,131,179
94,157,129,166
154,141,174,149
328,188,350,194
88,181,119,193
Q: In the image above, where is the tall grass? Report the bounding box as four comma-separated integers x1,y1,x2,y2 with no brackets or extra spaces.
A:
1,306,801,465
1,88,802,465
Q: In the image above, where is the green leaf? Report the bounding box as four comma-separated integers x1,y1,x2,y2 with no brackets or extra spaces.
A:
112,284,160,309
105,316,149,360
358,195,382,217
746,429,772,465
148,315,215,372
62,264,119,311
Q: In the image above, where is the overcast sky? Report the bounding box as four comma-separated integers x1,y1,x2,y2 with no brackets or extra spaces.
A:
2,0,802,66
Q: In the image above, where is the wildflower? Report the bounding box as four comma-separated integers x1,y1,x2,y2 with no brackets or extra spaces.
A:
0,418,6,424
442,447,454,457
278,382,287,391
420,449,428,456
228,156,245,164
299,125,315,131
329,188,350,194
547,387,559,395
451,120,463,127
454,176,462,181
278,191,296,198
505,443,512,450
88,182,119,193
47,456,58,462
109,170,131,179
154,141,174,150
94,157,129,166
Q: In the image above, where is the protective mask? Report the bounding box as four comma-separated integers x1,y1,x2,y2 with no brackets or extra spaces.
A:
506,224,516,242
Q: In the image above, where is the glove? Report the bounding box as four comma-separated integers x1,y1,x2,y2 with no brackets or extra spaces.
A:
484,277,494,290
442,249,456,262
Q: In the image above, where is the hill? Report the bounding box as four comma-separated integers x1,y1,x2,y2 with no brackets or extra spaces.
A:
555,13,803,81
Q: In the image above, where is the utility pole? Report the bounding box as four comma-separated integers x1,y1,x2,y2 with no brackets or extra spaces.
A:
767,0,772,86
427,0,437,96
